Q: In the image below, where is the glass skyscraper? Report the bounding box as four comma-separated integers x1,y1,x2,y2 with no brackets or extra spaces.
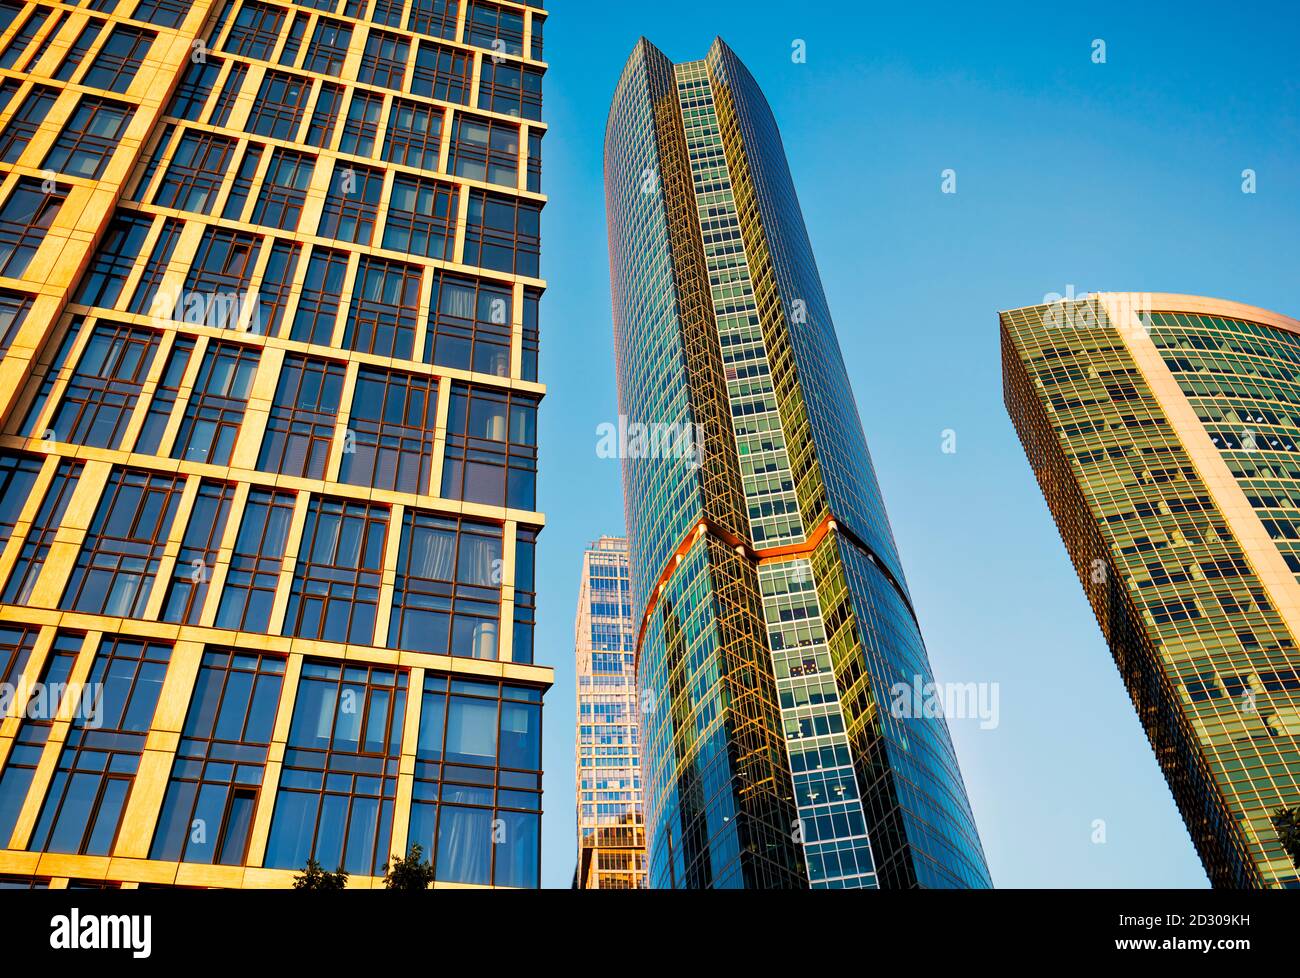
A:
0,0,549,889
1004,291,1300,889
573,535,645,889
603,37,990,889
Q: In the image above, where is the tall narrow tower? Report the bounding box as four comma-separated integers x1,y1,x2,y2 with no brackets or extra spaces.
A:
573,536,645,889
603,37,990,889
0,0,550,889
1004,292,1300,888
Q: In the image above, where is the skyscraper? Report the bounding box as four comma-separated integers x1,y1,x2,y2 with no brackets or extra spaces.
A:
0,0,549,889
603,37,990,889
573,536,645,889
1004,292,1300,889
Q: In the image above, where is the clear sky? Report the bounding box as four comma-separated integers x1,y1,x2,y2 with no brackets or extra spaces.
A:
533,0,1300,887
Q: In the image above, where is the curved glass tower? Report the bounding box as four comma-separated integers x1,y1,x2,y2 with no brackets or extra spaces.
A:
603,37,991,889
1004,292,1300,888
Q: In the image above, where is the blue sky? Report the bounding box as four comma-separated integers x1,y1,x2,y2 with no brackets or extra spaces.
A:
533,0,1300,887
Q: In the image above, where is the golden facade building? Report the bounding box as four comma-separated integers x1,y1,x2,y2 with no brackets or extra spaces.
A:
0,0,549,889
573,536,644,889
1004,292,1300,888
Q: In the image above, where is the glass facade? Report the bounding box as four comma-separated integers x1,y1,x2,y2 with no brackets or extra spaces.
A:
573,536,645,888
1003,292,1300,888
0,0,549,889
604,38,990,888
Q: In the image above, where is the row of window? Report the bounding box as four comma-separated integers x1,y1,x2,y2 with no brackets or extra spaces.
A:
0,627,542,886
0,458,539,659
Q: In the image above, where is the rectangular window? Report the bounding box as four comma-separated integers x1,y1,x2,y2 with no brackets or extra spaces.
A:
521,286,539,381
530,13,543,61
254,239,301,336
358,29,408,90
248,70,311,141
172,341,259,465
82,24,154,93
442,384,537,510
410,40,469,103
371,0,404,27
426,273,511,376
74,213,153,310
214,488,294,633
290,246,349,345
382,174,456,261
464,189,539,277
0,7,51,71
408,0,458,39
150,650,285,865
127,217,183,316
265,661,406,876
526,130,541,193
181,227,262,329
154,130,238,214
251,149,314,232
0,84,58,164
220,142,264,223
318,162,383,244
285,497,387,644
450,113,519,187
338,90,383,156
131,0,189,28
166,55,222,121
257,353,344,480
61,469,185,617
160,480,235,623
0,179,65,278
225,0,283,61
304,17,351,75
344,256,421,358
341,368,437,494
0,624,36,691
305,80,343,148
278,10,306,66
42,96,134,180
134,334,195,455
1,459,80,604
465,1,524,57
209,62,247,127
512,527,536,664
50,322,160,449
0,452,41,550
390,513,501,657
382,98,442,170
28,637,171,856
0,288,33,353
477,60,542,121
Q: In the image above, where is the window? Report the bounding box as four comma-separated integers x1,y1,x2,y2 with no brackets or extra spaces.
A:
42,96,134,179
74,213,153,310
529,13,543,61
258,354,344,479
442,384,537,509
151,650,285,864
0,179,65,278
166,55,222,121
290,246,349,345
264,661,406,875
127,217,182,316
172,341,259,465
0,84,58,164
2,459,80,604
181,227,262,329
220,142,263,223
371,0,404,27
344,256,421,358
61,469,185,617
341,368,437,494
339,90,383,157
254,240,301,335
160,480,235,623
214,488,294,633
225,1,283,60
154,130,238,214
304,17,351,75
383,174,456,261
512,527,536,664
285,497,388,644
390,513,501,657
407,677,541,887
278,10,306,66
305,80,343,148
0,7,51,71
209,63,247,127
19,316,84,438
318,162,383,244
408,0,458,39
135,334,195,455
251,149,314,231
465,1,524,57
82,25,154,93
449,113,519,187
131,0,189,29
411,40,469,103
464,189,540,277
358,29,407,90
248,70,311,141
382,98,443,170
521,286,539,381
477,60,542,121
28,637,171,855
426,273,512,377
0,288,32,352
526,129,541,192
0,453,41,550
50,322,160,449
